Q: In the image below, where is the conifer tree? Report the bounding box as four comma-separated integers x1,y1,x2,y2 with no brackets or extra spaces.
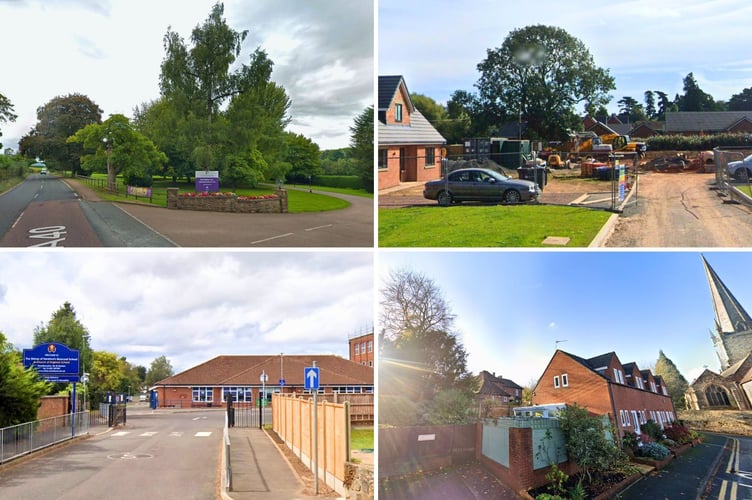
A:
655,350,689,409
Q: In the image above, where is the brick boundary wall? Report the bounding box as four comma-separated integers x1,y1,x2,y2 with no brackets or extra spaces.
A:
166,188,288,213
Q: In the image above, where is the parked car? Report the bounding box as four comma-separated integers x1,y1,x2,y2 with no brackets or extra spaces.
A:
727,154,752,181
40,168,48,175
423,168,540,206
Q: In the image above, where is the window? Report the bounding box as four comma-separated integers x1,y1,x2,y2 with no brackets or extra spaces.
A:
192,386,213,402
553,376,560,388
650,381,657,393
613,368,625,384
361,341,366,353
367,340,373,353
378,149,388,170
222,386,252,403
395,103,403,122
355,343,360,355
561,373,569,387
425,147,435,166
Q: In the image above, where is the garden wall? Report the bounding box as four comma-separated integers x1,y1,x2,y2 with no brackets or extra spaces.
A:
166,188,287,213
378,424,476,477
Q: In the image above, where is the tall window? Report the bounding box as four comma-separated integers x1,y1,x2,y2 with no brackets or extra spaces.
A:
355,343,360,355
367,340,373,353
553,375,560,388
561,373,569,387
395,103,403,122
425,147,435,166
378,149,388,170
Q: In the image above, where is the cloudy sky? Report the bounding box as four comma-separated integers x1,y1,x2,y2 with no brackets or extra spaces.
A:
380,0,752,115
0,251,373,374
379,251,745,388
0,0,374,151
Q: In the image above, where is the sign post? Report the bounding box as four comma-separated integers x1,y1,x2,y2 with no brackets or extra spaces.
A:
259,370,268,429
23,343,80,436
305,362,320,494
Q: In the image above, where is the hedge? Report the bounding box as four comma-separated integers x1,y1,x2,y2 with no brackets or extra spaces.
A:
646,132,752,151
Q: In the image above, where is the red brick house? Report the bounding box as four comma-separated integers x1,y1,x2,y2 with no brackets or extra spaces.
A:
665,111,752,135
533,350,676,442
476,370,523,404
153,354,373,408
378,75,446,190
348,331,374,367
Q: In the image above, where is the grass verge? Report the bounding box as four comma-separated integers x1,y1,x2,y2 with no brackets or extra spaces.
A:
351,427,374,451
378,205,612,247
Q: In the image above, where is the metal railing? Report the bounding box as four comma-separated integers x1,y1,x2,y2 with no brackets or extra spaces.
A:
0,411,90,464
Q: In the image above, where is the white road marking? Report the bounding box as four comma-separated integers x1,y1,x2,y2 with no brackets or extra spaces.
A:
194,432,212,437
112,431,130,437
169,432,183,437
10,211,24,229
251,233,294,244
140,432,158,437
305,224,333,232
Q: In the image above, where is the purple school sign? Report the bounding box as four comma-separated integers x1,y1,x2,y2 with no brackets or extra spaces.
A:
195,170,220,192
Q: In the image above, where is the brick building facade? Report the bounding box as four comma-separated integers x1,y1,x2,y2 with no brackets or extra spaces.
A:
349,331,374,367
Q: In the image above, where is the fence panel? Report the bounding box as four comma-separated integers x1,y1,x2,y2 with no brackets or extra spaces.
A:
272,394,350,496
0,411,90,464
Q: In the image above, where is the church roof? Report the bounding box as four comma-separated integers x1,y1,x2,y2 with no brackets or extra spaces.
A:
702,255,752,335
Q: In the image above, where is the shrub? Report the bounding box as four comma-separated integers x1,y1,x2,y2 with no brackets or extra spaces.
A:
664,423,692,444
639,442,671,460
621,431,640,452
660,438,678,448
640,420,663,441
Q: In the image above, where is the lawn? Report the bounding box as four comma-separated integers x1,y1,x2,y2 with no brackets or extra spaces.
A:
351,427,373,451
72,174,351,213
379,205,613,247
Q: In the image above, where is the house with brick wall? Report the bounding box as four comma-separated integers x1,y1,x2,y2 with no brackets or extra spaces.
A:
476,370,523,404
665,111,752,135
533,350,677,443
378,75,446,190
348,330,374,368
153,354,373,408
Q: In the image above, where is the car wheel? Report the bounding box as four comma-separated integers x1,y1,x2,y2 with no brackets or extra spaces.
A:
437,191,452,207
503,189,522,203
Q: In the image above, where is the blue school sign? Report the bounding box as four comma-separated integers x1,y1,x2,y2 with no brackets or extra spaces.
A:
23,342,80,382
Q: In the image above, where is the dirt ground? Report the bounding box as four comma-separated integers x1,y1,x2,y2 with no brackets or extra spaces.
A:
606,171,752,247
678,409,752,437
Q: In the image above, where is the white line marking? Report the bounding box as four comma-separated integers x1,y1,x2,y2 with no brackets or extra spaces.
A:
251,233,294,244
169,432,183,437
305,224,333,232
194,432,212,437
10,211,24,229
112,431,130,437
140,432,158,437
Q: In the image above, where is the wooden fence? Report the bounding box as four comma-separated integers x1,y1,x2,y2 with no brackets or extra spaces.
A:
317,393,373,424
271,393,350,496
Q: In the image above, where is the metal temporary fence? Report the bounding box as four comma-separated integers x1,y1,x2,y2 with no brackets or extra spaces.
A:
713,147,751,202
0,411,90,464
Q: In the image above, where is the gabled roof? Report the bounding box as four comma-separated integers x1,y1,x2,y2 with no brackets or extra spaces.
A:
665,111,752,133
720,352,752,382
378,75,414,112
703,255,752,336
476,370,523,397
155,355,373,387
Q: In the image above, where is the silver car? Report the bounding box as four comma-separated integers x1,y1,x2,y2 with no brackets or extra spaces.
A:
423,168,540,206
727,154,752,181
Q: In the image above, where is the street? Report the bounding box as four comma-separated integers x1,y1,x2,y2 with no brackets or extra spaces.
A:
0,175,174,247
708,434,752,500
0,410,224,500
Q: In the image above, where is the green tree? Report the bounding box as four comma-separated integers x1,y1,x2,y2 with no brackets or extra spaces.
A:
0,332,50,426
145,355,174,387
644,91,657,119
284,132,320,182
411,93,447,124
18,94,102,173
349,106,373,192
133,98,193,182
728,87,752,111
67,114,168,188
654,350,689,409
558,403,629,488
0,91,17,148
654,90,676,121
33,302,92,378
476,25,615,140
380,269,473,404
617,96,646,123
426,389,474,424
677,73,716,112
88,351,124,405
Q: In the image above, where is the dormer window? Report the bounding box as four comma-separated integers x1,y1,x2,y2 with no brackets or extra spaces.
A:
395,103,403,122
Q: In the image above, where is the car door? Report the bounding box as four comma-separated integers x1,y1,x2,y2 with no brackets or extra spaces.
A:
448,171,471,201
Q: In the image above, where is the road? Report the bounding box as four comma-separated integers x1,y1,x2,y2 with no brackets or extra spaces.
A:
606,172,752,247
707,434,752,500
0,410,224,500
0,175,174,247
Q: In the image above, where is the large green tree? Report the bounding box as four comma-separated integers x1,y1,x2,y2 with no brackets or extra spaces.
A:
379,269,473,404
654,350,689,409
0,91,17,149
728,87,752,111
676,73,717,112
476,25,615,140
349,106,373,192
0,333,50,426
283,132,320,183
67,114,168,188
33,302,92,378
18,94,102,173
145,355,175,387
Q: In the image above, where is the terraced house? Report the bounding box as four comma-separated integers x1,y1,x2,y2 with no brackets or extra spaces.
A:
533,350,677,442
378,75,446,190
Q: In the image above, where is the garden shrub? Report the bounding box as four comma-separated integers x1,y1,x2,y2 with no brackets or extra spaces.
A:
621,431,640,452
640,442,670,460
660,438,677,448
664,423,692,444
640,420,663,441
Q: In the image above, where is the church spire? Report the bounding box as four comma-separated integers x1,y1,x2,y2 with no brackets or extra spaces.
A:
702,255,752,368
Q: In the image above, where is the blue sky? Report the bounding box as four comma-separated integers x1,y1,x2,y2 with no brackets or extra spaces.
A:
379,0,752,115
378,251,747,387
0,0,373,152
